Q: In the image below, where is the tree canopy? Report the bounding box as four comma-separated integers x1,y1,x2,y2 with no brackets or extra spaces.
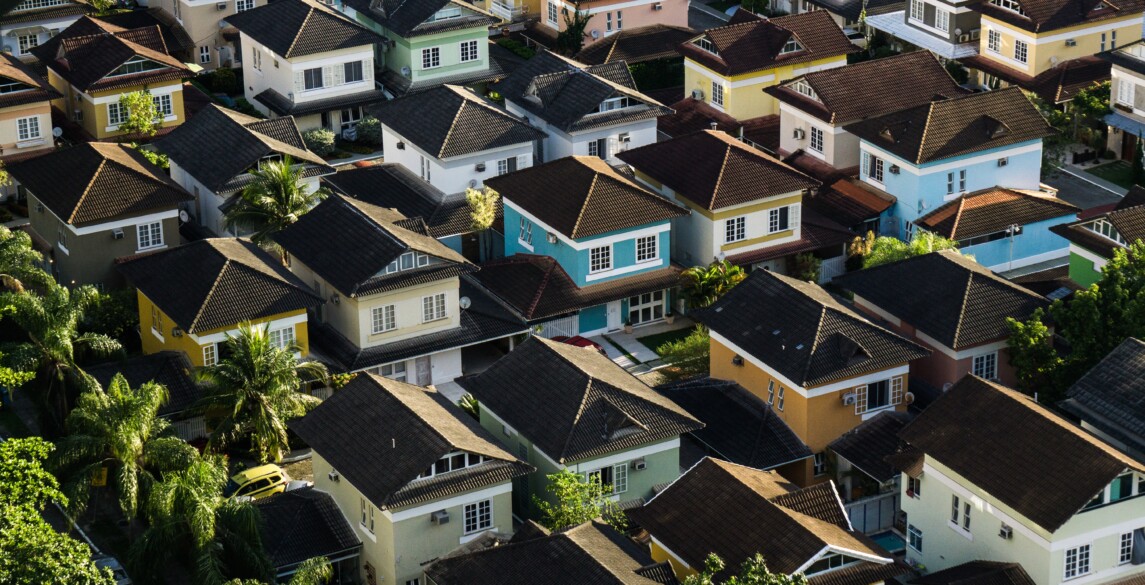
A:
116,91,161,138
683,553,809,585
848,231,963,269
680,260,746,309
534,469,627,532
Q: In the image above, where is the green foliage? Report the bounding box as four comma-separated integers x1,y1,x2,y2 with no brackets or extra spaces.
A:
1004,308,1063,399
1071,81,1111,123
302,128,336,157
1133,134,1144,187
458,393,480,420
79,288,139,343
328,372,357,390
225,155,329,261
225,556,332,585
534,469,627,532
209,68,238,95
0,160,9,188
131,143,170,169
944,60,969,85
849,231,963,269
495,37,536,60
117,90,161,138
1024,90,1071,174
0,224,54,293
680,260,746,309
683,553,809,585
791,253,821,282
466,187,500,232
556,2,592,55
232,99,265,119
88,0,115,14
657,326,710,380
355,115,383,146
628,59,684,92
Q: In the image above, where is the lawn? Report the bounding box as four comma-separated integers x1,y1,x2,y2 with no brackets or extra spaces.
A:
1085,160,1135,189
637,327,696,356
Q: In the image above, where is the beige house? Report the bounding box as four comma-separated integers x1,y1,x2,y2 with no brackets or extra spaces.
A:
154,0,267,69
0,52,59,165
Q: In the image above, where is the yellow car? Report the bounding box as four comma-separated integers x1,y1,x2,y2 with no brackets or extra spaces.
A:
224,464,288,501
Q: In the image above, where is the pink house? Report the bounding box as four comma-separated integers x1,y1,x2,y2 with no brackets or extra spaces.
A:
531,0,688,46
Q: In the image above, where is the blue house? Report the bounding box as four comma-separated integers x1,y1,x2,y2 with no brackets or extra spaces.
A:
844,87,1056,241
472,156,688,337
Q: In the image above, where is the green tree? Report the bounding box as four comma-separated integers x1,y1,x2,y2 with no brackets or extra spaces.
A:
195,323,328,463
657,325,710,380
791,253,821,282
680,260,746,309
849,231,963,269
1133,133,1144,187
556,1,592,55
466,186,500,261
1004,308,1064,399
0,160,9,189
224,156,329,262
0,224,55,293
534,469,627,532
225,556,333,585
117,90,161,139
51,373,197,519
684,554,809,585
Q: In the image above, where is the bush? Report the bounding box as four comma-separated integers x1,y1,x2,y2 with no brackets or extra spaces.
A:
80,289,139,346
355,116,383,146
303,128,336,156
232,98,265,119
131,143,169,169
496,37,535,60
209,68,238,94
0,208,13,223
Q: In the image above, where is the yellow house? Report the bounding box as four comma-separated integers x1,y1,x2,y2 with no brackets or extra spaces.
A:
31,16,192,141
678,9,857,121
117,238,323,367
0,52,59,165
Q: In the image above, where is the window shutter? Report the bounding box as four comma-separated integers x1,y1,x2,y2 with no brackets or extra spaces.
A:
861,151,869,176
608,137,618,158
293,70,304,93
854,385,867,415
507,156,517,172
789,203,801,229
331,63,345,86
517,153,530,168
890,376,903,405
363,58,374,81
323,66,334,88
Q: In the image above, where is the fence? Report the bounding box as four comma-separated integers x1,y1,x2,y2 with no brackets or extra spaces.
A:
845,491,899,534
819,256,846,284
536,315,579,339
171,416,207,441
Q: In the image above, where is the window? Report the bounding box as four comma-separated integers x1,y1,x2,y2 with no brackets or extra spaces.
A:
606,12,612,31
360,497,374,533
809,126,824,153
990,0,1024,13
590,245,612,272
420,156,431,181
587,464,628,494
464,500,492,534
422,47,441,69
792,79,817,99
199,46,211,64
951,494,960,523
303,68,323,90
1112,30,1118,49
862,152,884,183
588,140,600,157
153,94,173,118
110,58,165,77
518,217,533,245
950,495,971,531
973,352,997,379
406,580,420,585
547,1,558,24
616,9,622,29
235,0,253,11
268,326,295,350
908,525,923,552
936,8,949,31
137,221,163,250
497,156,518,175
1087,218,1126,245
854,377,902,414
16,116,40,141
867,379,890,410
419,452,486,479
597,96,629,112
711,81,724,107
17,34,38,55
1121,532,1135,564
252,47,261,70
13,0,67,10
768,206,790,234
108,103,126,126
371,305,396,334
781,38,803,53
725,216,746,243
1014,40,1028,63
947,172,955,194
767,380,775,404
344,60,364,83
150,305,161,334
907,476,921,498
636,235,657,263
988,29,1001,53
460,40,478,62
1064,545,1090,580
909,0,923,21
813,453,827,476
1102,32,1107,51
959,169,966,191
203,344,217,366
379,361,406,381
431,5,462,19
697,37,718,54
1119,80,1136,105
422,293,447,322
777,387,785,410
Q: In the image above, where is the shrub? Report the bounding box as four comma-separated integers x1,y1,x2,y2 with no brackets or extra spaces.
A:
232,98,265,119
496,37,535,60
209,67,238,94
355,115,383,146
303,128,336,156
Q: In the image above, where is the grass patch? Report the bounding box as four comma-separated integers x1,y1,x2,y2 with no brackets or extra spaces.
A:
637,327,695,356
1085,160,1135,189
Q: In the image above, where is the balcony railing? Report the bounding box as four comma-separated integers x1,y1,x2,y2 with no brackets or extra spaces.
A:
489,0,527,20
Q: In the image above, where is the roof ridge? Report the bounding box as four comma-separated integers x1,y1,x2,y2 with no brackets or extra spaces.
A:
948,196,967,237
526,258,558,317
188,256,231,333
438,95,471,158
559,378,598,462
370,376,465,453
801,305,829,384
286,5,317,58
570,171,601,238
915,101,939,165
708,143,734,209
69,157,108,224
950,271,977,349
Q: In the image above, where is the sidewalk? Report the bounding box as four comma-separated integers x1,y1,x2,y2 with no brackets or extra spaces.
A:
590,318,695,375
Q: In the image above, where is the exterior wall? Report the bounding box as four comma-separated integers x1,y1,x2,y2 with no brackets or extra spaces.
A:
0,8,81,61
381,26,491,85
962,214,1075,271
1068,245,1106,287
778,102,860,169
170,161,323,236
650,539,700,579
902,0,981,44
0,101,54,161
977,13,1142,79
380,125,535,194
46,70,186,140
158,0,269,69
505,100,658,164
533,0,689,44
682,55,849,120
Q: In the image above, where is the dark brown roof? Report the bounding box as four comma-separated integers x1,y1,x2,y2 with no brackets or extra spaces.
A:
461,336,703,463
575,24,696,65
724,208,857,266
290,373,533,510
973,0,1145,34
7,142,192,227
619,130,818,210
834,250,1049,350
765,51,964,124
322,163,482,238
899,375,1145,532
912,561,1036,585
960,55,1111,104
828,411,912,482
85,352,199,417
699,270,929,387
1051,184,1145,258
1060,337,1145,456
656,99,781,151
225,0,380,58
678,10,858,77
117,238,322,334
0,52,60,109
806,179,895,228
915,188,1079,240
844,87,1054,165
1,0,88,26
254,487,361,572
345,0,496,39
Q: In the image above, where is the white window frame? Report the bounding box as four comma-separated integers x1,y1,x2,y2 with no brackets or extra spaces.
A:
518,217,533,245
987,29,1001,53
725,216,746,243
199,46,212,64
777,386,785,410
360,497,375,533
371,304,396,334
1120,532,1135,564
17,34,38,55
909,0,923,21
606,11,612,31
616,9,622,29
460,40,478,63
768,206,790,234
972,352,998,379
711,81,724,106
635,234,657,263
862,151,884,184
108,103,127,127
809,126,824,153
1064,544,1091,580
137,221,164,251
908,525,923,552
153,94,173,118
16,116,40,141
463,499,492,534
589,245,612,273
422,47,441,69
235,0,254,11
203,343,217,366
1014,40,1028,63
813,452,827,476
379,361,407,381
547,1,559,24
422,293,447,323
936,8,949,31
1119,79,1136,105
303,67,323,90
268,326,295,350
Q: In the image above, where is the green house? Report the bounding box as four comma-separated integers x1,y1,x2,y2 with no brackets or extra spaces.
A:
1050,186,1145,287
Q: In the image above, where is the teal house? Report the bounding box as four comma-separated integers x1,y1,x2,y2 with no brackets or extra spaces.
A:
473,156,688,337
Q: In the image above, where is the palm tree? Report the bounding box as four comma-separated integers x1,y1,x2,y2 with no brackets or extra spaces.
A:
224,155,328,262
195,323,327,463
680,260,747,309
0,225,54,293
129,455,271,585
51,374,197,520
224,557,333,585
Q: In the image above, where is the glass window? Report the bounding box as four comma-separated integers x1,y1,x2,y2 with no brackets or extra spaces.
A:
519,217,533,245
344,61,364,83
711,81,724,106
1064,545,1090,580
781,38,803,53
767,380,775,404
867,379,890,409
863,152,884,183
936,8,949,31
303,68,323,90
908,476,921,498
17,34,38,55
137,221,163,250
236,0,254,11
809,126,824,153
547,1,558,24
909,0,923,20
379,361,406,381
606,11,612,31
460,40,479,63
1014,40,1028,63
951,494,961,523
813,452,827,476
590,246,612,272
636,235,657,262
991,0,1025,13
725,216,746,243
988,29,1001,52
612,464,628,493
199,46,212,64
422,47,441,69
422,293,447,322
908,525,923,552
697,37,717,54
973,352,997,379
371,305,396,334
768,206,790,233
108,103,126,126
777,387,785,410
16,116,40,141
616,9,622,29
153,94,173,118
1121,532,1135,564
111,58,165,77
203,343,217,366
464,500,492,534
268,326,295,350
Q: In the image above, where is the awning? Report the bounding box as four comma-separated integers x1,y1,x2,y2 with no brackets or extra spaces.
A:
7,26,49,37
1106,111,1145,137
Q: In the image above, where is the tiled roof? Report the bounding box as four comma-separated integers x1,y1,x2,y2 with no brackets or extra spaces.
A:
85,352,199,417
155,104,333,193
225,0,380,58
0,52,60,109
912,561,1036,585
253,87,388,118
801,0,902,21
461,336,703,463
723,209,856,267
764,51,963,124
619,129,818,210
1099,39,1145,76
97,8,198,59
972,0,1145,34
290,373,532,510
678,10,858,77
805,179,895,228
960,55,1110,104
116,239,322,334
915,188,1079,240
834,250,1049,349
575,24,697,65
31,17,189,92
0,1,88,26
344,0,496,38
254,487,361,572
630,458,893,579
655,377,812,470
656,99,781,152
425,520,678,585
371,85,545,159
1060,337,1145,455
1051,184,1145,258
486,156,687,239
698,270,929,387
844,87,1054,165
828,410,912,482
7,143,192,227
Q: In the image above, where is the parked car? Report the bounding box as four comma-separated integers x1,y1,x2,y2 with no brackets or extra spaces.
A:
224,464,289,501
552,335,607,355
93,554,131,585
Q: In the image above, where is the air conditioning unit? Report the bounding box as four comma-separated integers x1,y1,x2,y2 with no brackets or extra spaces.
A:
793,128,806,140
653,1,662,8
171,327,183,337
1065,38,1077,46
958,34,970,42
216,2,226,9
999,524,1013,539
431,510,450,525
841,392,857,405
970,28,981,40
112,228,124,240
691,88,704,100
633,458,647,470
396,141,406,150
619,133,631,143
328,470,340,482
998,157,1009,166
889,164,901,174
476,162,486,172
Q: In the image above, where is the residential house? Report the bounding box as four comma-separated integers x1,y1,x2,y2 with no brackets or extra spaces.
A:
117,238,323,366
154,0,266,69
844,87,1055,240
491,50,672,164
912,562,1039,585
30,17,193,140
225,0,386,133
86,352,205,440
372,84,546,195
0,0,87,62
290,373,533,585
1050,185,1145,286
864,0,983,59
629,457,904,584
8,143,193,288
678,10,857,121
272,192,529,384
253,487,362,583
789,0,896,44
654,97,783,153
154,104,335,237
461,336,704,510
0,52,59,164
834,250,1049,394
526,0,689,47
1060,337,1145,460
476,155,688,335
574,24,697,67
895,374,1145,585
619,130,854,280
1102,39,1145,160
698,269,930,486
764,51,965,171
827,410,914,534
424,520,679,585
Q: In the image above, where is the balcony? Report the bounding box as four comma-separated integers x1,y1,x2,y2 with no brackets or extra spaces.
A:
489,0,528,21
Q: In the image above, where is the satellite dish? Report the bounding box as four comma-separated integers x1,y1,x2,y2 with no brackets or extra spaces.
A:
459,296,471,310
400,66,411,77
590,29,600,39
468,179,478,188
51,127,63,138
178,210,190,223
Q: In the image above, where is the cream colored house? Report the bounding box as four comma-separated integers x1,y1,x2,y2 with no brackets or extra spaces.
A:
0,52,58,165
154,0,267,69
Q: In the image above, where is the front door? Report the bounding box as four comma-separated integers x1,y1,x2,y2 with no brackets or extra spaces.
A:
606,301,621,331
1123,132,1138,162
415,356,431,386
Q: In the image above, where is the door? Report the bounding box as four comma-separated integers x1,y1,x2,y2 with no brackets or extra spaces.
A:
1123,132,1137,162
415,355,432,385
627,290,665,326
606,301,621,331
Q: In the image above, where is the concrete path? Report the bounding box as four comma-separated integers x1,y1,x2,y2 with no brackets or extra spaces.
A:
1045,166,1126,211
590,318,696,373
435,380,466,404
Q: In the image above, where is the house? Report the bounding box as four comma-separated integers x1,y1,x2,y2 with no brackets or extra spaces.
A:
253,487,362,583
1102,39,1145,160
629,457,904,584
654,97,783,153
0,0,87,62
1060,337,1145,460
290,373,534,585
788,0,896,44
764,51,965,171
864,0,983,60
574,24,697,67
834,250,1049,394
154,104,335,237
491,51,672,164
477,155,688,335
0,52,59,164
1050,186,1145,287
912,562,1038,585
678,10,857,121
225,0,386,133
154,0,266,69
8,143,193,288
619,130,854,279
86,352,205,441
827,410,913,534
30,17,193,141
371,84,546,195
525,0,689,47
895,374,1145,585
424,520,679,585
844,87,1056,240
698,269,930,486
462,336,704,510
272,192,529,384
117,238,323,367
